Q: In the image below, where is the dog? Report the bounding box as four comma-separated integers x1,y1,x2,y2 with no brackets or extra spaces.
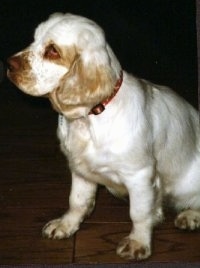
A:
7,13,200,260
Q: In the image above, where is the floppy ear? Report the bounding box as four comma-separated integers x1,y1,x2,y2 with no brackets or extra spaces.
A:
48,47,116,119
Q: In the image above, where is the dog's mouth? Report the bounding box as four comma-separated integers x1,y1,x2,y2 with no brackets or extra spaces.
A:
7,68,21,88
7,68,40,97
7,68,18,84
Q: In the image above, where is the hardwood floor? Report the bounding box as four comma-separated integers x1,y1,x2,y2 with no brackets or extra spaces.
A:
0,80,200,265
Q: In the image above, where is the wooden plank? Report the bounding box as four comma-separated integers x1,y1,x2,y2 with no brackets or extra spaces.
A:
0,208,74,264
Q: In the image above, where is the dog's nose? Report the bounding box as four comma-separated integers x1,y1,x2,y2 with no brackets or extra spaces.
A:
7,56,21,72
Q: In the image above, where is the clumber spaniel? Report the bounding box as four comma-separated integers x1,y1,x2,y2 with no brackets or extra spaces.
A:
7,13,200,260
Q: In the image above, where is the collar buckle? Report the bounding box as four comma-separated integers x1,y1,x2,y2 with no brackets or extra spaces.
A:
90,103,105,115
89,71,123,115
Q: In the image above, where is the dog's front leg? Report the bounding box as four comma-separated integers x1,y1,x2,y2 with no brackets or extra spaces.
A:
116,166,155,260
43,173,97,239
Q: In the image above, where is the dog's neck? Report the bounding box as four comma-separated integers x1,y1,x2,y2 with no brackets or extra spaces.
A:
89,71,123,115
57,71,123,120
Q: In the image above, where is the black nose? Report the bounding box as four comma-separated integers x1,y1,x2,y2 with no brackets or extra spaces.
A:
7,56,21,72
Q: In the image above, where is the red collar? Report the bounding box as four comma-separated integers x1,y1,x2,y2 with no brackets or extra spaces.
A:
89,71,123,115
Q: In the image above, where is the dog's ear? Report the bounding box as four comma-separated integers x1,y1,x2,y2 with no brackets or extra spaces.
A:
48,46,116,119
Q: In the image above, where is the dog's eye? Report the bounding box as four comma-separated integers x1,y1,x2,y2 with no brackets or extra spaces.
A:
44,45,60,60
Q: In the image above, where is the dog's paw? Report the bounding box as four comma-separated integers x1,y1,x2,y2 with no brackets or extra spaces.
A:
42,218,79,239
116,236,151,260
175,210,200,231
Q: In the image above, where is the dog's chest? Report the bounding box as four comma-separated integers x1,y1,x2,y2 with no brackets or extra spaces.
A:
57,115,122,186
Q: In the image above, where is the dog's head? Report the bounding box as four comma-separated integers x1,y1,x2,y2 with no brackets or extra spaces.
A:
7,13,121,118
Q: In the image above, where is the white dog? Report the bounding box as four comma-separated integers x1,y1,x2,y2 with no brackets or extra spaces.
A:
7,13,200,260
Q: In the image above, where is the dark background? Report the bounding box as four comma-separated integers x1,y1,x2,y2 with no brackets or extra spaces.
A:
0,0,198,107
0,2,199,264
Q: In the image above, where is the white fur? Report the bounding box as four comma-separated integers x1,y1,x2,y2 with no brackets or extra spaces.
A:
7,13,200,260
